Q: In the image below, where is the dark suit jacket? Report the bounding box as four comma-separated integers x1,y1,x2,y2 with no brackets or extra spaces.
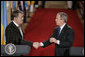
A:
5,22,33,47
42,24,75,56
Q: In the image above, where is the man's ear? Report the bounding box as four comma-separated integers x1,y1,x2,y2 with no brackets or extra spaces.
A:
61,19,64,22
14,17,17,20
13,17,17,21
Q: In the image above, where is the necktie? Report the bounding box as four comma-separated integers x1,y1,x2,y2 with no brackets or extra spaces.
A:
57,27,61,39
18,26,23,40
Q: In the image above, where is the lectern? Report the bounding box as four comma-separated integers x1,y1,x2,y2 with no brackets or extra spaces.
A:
1,45,31,56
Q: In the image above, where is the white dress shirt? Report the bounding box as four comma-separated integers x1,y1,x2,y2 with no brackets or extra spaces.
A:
40,23,66,46
13,21,19,27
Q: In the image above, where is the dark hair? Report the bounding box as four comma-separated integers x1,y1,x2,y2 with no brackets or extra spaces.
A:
11,10,24,20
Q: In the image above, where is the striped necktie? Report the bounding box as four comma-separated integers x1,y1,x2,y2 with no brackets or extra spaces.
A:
18,26,23,40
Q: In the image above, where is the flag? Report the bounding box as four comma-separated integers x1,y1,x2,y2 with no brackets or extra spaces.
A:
27,1,35,5
25,1,29,10
1,1,8,45
13,1,16,11
1,23,5,45
11,1,13,12
29,1,35,13
11,1,16,12
27,1,30,5
31,1,35,4
21,1,24,10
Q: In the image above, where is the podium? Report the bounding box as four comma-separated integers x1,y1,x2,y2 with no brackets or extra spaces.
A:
1,45,31,56
69,47,84,56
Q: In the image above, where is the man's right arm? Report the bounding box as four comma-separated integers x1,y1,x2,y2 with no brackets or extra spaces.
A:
40,28,57,48
20,40,33,47
40,39,52,48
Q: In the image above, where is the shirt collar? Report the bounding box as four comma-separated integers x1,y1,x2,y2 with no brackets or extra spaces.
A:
13,21,19,27
60,23,66,31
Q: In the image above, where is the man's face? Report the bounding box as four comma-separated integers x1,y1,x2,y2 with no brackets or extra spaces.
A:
16,13,24,25
55,14,64,26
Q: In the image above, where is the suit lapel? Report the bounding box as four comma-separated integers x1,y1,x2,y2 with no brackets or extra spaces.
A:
20,26,24,39
59,24,67,40
12,22,23,40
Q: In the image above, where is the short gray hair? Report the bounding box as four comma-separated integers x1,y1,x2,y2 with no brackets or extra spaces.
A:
57,12,68,23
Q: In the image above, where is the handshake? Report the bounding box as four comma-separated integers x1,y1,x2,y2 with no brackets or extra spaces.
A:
33,37,58,49
33,42,41,49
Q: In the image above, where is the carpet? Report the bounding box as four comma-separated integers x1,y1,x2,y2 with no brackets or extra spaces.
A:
24,8,84,56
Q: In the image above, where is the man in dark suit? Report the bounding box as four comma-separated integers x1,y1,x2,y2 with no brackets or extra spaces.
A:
5,10,39,49
37,12,75,56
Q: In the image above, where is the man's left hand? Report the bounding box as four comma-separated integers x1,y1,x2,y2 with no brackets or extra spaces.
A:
50,38,57,44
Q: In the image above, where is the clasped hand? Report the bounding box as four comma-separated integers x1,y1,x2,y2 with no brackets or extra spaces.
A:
33,38,58,49
50,37,58,43
33,42,41,49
